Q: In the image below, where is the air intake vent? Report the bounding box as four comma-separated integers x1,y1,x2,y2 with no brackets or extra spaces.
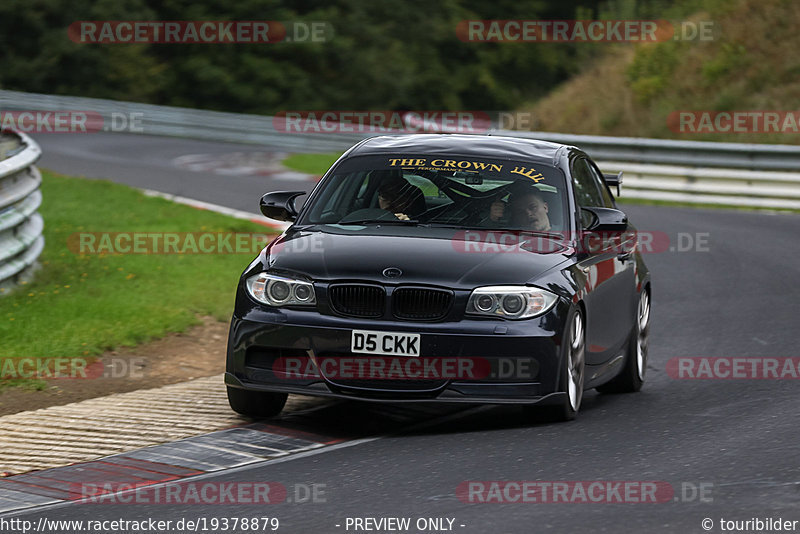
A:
329,284,385,317
392,287,453,321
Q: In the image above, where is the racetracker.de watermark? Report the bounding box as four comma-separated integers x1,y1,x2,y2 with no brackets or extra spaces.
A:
457,20,714,42
668,111,800,134
0,357,145,380
68,232,275,255
70,482,283,504
457,481,691,503
68,21,332,44
667,357,800,379
458,481,713,504
272,111,492,134
451,230,710,255
272,356,538,381
0,111,142,134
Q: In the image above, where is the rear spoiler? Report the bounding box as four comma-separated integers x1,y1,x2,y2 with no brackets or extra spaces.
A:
603,171,623,196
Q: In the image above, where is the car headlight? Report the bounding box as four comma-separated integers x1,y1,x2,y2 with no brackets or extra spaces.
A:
246,273,316,307
467,286,558,319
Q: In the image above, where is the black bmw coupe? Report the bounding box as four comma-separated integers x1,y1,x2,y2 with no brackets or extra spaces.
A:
225,134,651,421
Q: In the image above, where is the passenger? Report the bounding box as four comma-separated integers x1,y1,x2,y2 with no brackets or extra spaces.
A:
489,190,551,231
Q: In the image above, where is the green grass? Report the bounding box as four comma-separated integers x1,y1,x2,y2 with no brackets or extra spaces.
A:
282,153,342,176
0,170,275,388
524,0,800,145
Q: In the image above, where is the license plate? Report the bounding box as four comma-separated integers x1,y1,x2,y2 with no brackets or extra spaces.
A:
351,330,421,357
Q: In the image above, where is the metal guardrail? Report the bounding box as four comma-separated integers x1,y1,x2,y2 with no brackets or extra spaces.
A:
500,130,800,171
596,161,800,210
2,89,800,209
0,130,44,295
0,89,363,153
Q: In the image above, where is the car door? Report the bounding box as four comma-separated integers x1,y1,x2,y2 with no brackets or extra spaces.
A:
571,155,636,365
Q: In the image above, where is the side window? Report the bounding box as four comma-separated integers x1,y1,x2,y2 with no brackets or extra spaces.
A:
585,160,616,208
403,173,441,199
348,171,372,209
570,158,605,208
308,172,368,222
355,174,370,200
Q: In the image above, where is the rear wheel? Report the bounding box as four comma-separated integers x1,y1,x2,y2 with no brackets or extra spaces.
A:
227,387,288,418
526,307,585,422
597,289,650,394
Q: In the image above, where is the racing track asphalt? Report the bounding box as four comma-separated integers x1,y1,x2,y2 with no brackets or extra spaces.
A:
12,132,800,532
34,132,317,213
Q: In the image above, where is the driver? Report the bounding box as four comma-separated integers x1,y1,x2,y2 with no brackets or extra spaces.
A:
489,190,551,231
377,179,415,221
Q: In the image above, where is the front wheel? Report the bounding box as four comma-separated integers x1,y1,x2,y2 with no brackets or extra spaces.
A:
597,288,650,394
526,307,585,422
227,387,288,418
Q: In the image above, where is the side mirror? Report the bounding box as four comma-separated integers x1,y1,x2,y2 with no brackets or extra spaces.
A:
260,191,306,222
603,171,623,196
581,207,628,232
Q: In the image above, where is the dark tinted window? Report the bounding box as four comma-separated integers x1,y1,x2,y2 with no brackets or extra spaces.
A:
571,158,605,208
585,160,616,208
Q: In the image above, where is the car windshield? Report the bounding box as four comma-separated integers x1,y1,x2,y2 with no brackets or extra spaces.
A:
299,154,570,232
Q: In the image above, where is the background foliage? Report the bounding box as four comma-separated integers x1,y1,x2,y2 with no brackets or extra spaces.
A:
0,0,679,113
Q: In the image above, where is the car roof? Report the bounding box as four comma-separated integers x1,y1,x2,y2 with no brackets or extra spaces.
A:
347,134,570,166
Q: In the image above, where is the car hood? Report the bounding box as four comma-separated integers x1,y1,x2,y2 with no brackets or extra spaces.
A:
263,226,573,289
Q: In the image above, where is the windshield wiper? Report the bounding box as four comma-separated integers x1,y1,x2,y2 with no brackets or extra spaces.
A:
424,223,471,229
425,223,566,239
338,219,421,226
491,230,567,240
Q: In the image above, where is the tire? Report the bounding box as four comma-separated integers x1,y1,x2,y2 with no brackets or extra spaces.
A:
526,306,585,422
596,288,650,394
227,386,288,418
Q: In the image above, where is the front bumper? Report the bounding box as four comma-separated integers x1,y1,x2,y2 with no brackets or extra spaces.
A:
226,300,569,406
